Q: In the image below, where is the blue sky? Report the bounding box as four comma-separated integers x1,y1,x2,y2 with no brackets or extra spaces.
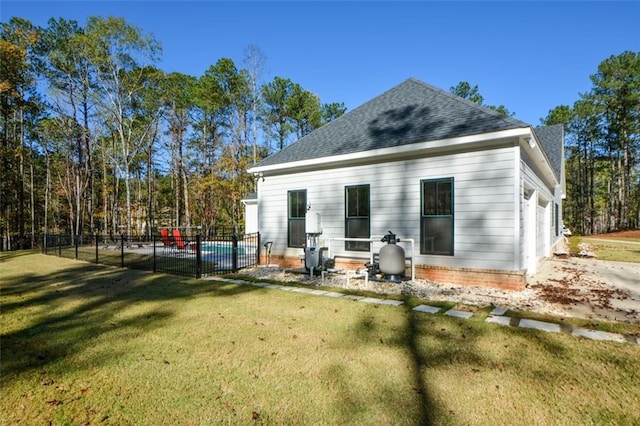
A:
3,1,639,125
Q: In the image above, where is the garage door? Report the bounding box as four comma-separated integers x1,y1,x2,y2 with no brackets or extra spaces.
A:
536,203,546,258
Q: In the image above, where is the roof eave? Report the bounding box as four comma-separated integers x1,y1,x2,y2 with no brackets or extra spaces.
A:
249,127,531,175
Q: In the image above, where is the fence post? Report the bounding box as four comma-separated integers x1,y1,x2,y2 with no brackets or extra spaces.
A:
120,234,125,267
256,232,261,266
195,234,202,279
153,233,157,273
232,232,238,273
43,234,47,254
74,234,79,260
95,234,99,264
57,235,61,257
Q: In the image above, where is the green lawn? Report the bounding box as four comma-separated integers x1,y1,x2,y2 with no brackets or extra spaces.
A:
1,252,639,425
577,237,640,263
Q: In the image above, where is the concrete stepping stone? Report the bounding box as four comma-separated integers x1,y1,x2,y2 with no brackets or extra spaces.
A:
322,292,345,298
342,295,365,301
309,289,329,295
377,299,404,306
359,297,403,306
413,304,441,314
486,315,514,326
519,319,561,333
264,284,284,289
444,309,474,319
359,297,385,304
290,287,315,294
277,286,296,291
572,328,626,343
490,306,508,316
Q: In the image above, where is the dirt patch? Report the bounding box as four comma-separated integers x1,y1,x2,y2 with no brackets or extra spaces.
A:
587,230,640,239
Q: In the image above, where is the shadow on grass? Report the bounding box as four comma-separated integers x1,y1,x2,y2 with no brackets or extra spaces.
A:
328,301,579,423
1,254,264,384
6,253,634,424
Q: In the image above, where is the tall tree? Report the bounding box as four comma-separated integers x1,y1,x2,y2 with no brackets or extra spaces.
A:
547,52,640,234
449,81,514,116
42,18,96,236
0,18,44,247
450,81,484,104
162,71,195,229
541,105,572,127
322,102,347,124
589,51,640,230
262,76,294,151
242,44,267,163
287,83,322,139
84,16,161,236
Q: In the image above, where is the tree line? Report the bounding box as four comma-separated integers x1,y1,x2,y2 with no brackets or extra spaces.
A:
1,15,637,250
0,16,346,248
541,52,639,235
449,53,639,236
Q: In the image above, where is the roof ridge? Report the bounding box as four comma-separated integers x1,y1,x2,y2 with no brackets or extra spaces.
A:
251,77,536,170
406,77,529,128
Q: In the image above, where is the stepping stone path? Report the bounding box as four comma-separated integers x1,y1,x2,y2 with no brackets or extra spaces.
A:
210,278,638,345
444,309,474,319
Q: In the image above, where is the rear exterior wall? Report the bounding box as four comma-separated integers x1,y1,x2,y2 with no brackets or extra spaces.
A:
256,144,521,287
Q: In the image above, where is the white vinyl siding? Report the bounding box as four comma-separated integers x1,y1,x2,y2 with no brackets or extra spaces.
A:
258,144,520,271
520,152,556,268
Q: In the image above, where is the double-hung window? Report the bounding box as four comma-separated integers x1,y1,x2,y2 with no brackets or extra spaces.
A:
345,184,370,251
288,190,306,248
421,178,454,255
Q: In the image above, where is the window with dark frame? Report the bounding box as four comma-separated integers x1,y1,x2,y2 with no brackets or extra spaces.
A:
288,190,306,248
345,184,370,251
421,178,454,255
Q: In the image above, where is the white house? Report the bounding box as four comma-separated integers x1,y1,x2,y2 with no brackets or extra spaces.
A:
247,78,565,290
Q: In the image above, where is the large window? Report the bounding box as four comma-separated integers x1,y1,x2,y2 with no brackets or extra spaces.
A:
288,190,306,248
345,185,370,251
421,178,454,255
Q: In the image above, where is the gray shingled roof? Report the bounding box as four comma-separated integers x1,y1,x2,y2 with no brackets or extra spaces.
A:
533,124,564,182
252,78,531,168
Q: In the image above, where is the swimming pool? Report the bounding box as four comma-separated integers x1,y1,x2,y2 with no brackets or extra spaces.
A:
200,242,246,255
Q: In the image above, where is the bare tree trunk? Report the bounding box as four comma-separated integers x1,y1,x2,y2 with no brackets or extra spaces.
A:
44,151,50,243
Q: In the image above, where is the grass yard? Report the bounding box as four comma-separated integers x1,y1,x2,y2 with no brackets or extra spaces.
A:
579,238,640,263
1,252,639,425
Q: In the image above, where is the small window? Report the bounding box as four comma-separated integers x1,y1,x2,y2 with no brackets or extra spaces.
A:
288,190,306,248
345,185,370,251
421,178,454,255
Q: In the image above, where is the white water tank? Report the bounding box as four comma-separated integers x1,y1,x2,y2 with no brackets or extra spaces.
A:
305,211,322,234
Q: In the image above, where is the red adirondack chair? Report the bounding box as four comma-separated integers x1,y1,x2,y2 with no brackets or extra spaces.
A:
160,228,174,252
172,228,190,252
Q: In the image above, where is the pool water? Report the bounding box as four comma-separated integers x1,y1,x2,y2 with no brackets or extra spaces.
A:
200,242,246,255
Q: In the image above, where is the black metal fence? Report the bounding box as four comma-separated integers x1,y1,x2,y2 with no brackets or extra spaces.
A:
42,232,261,278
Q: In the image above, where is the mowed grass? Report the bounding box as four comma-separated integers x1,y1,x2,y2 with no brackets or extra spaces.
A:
2,253,639,425
578,237,640,263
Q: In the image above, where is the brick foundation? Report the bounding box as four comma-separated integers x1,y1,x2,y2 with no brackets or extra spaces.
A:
259,254,526,291
414,265,525,291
